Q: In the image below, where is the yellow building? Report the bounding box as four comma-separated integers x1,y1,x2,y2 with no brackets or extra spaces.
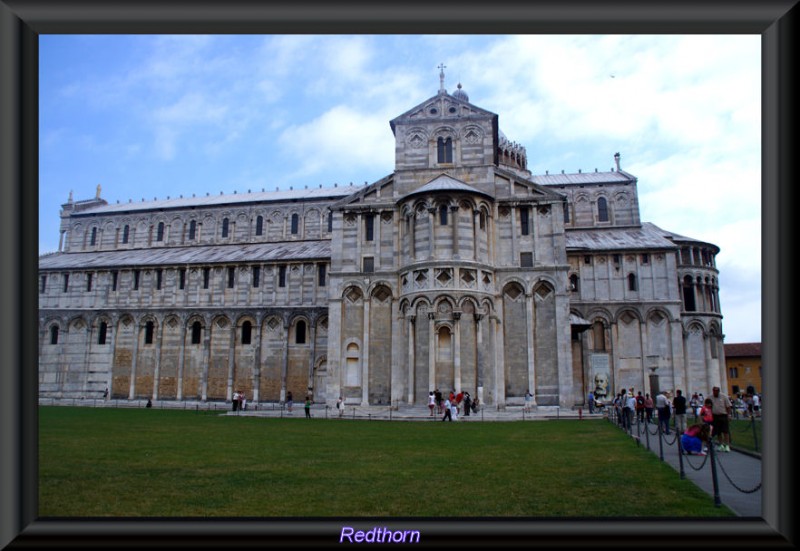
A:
724,343,761,396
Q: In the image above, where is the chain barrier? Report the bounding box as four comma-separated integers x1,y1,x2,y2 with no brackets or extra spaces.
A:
714,453,763,494
682,450,710,471
661,430,678,446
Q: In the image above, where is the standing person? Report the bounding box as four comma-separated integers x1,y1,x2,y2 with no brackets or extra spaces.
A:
625,392,636,430
672,389,688,433
463,392,471,417
103,387,109,400
471,396,480,414
644,393,655,424
635,391,645,422
656,391,671,434
304,395,313,418
450,397,459,422
524,389,533,413
710,386,732,452
455,391,464,415
240,391,246,411
434,389,442,415
336,396,344,417
752,393,761,417
428,391,436,417
442,397,452,422
232,390,239,412
588,390,595,414
286,391,293,414
699,398,714,425
621,390,632,430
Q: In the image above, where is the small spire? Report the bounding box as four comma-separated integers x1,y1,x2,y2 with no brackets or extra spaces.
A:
95,184,101,199
614,152,621,171
438,62,447,93
68,190,73,203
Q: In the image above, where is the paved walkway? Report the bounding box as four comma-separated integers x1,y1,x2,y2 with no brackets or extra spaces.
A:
615,419,762,517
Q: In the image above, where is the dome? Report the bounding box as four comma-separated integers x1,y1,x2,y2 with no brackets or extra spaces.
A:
452,83,469,102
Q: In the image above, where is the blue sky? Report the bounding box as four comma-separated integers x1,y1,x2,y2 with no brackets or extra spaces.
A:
39,34,761,344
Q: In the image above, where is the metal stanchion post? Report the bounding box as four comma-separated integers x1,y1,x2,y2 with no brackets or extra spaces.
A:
658,423,664,461
709,442,722,507
677,434,685,479
644,418,651,451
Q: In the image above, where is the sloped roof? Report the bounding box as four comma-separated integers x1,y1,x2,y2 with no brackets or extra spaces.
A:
389,91,497,133
69,185,365,216
39,241,331,270
401,174,493,200
724,343,761,357
566,222,680,251
532,169,636,186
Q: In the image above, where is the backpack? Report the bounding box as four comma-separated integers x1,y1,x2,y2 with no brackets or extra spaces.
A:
636,395,645,408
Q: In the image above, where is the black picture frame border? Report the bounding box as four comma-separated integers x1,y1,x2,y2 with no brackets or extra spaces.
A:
1,0,796,548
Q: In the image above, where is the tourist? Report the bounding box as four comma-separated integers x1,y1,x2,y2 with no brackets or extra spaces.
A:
232,390,239,411
240,391,246,411
442,397,452,422
434,389,442,415
337,396,345,417
699,398,714,426
635,391,645,422
286,391,293,414
471,396,479,414
428,391,435,416
304,396,313,418
146,399,152,408
644,393,655,424
681,423,712,455
463,392,472,417
710,386,732,452
673,389,688,433
752,393,761,417
450,397,459,421
656,391,671,434
588,390,595,414
524,389,533,413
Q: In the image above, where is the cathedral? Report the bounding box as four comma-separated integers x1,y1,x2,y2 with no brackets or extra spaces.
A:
38,72,726,409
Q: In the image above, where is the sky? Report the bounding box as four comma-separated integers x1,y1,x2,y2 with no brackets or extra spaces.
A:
38,34,761,344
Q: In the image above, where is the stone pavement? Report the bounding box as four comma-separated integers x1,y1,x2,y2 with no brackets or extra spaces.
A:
614,419,762,517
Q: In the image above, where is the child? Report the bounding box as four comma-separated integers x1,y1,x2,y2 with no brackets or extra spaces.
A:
699,398,714,425
681,423,712,455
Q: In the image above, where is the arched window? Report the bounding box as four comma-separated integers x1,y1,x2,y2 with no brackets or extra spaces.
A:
682,275,696,311
597,197,609,222
439,205,448,226
592,321,605,351
437,136,453,163
628,273,637,291
364,214,375,241
291,213,299,234
90,227,97,246
156,222,165,241
188,220,197,240
122,225,130,244
191,321,202,344
255,215,263,236
50,325,59,345
569,274,580,292
221,218,229,238
98,321,108,345
295,320,306,344
327,211,333,233
563,202,570,223
241,321,252,345
144,321,155,344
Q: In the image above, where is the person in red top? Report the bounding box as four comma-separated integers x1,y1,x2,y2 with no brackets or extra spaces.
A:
699,398,714,425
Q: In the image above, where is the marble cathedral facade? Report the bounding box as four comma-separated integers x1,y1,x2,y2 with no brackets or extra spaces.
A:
38,78,726,409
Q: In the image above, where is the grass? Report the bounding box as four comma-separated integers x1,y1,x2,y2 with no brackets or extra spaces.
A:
39,406,734,517
729,418,762,454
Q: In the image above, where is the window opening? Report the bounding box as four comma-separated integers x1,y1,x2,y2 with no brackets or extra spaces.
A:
156,222,164,241
156,269,163,290
222,218,229,238
439,205,448,226
437,136,453,163
255,216,263,236
40,275,47,293
365,214,374,241
318,264,326,287
520,252,533,267
90,227,97,246
122,225,129,244
144,321,154,344
189,220,196,240
179,268,186,290
203,267,210,289
291,213,299,234
563,202,570,223
279,265,286,287
86,272,93,292
252,266,260,288
98,322,107,345
520,207,529,235
570,274,580,292
363,257,375,273
50,325,59,345
628,273,637,291
133,270,140,290
227,267,235,289
597,197,609,222
241,321,252,345
112,271,118,292
191,321,202,344
296,320,307,344
63,273,69,292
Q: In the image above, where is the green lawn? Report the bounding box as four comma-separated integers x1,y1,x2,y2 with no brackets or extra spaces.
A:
39,407,733,517
729,418,763,454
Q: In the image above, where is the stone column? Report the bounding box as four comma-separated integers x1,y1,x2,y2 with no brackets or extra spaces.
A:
176,322,186,400
152,320,164,400
526,293,537,405
107,317,118,397
407,315,416,404
308,320,317,397
201,322,211,401
472,210,480,261
610,321,620,394
427,207,435,259
453,312,462,393
451,205,460,259
253,320,262,404
280,319,289,402
128,322,140,400
491,315,503,408
639,319,649,392
362,298,371,406
475,313,484,405
226,321,236,401
428,311,436,391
